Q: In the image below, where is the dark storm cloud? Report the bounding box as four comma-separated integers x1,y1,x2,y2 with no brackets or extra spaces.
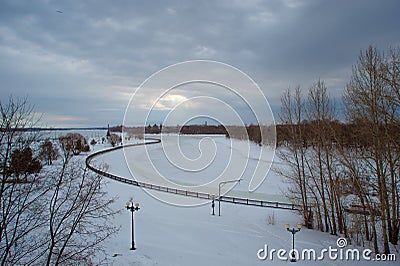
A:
0,0,399,126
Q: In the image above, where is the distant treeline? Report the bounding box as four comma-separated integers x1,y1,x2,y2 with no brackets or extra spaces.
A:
180,125,226,135
112,124,275,145
17,120,400,150
0,127,107,132
276,120,400,148
118,121,400,149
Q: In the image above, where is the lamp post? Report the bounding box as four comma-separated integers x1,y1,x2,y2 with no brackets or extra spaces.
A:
126,199,140,250
218,179,241,216
285,223,302,262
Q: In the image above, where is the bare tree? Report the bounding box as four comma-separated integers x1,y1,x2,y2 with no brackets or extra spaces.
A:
108,133,121,147
276,87,313,228
380,46,400,246
344,46,400,253
39,140,59,165
42,157,119,265
275,46,399,254
1,96,120,265
0,96,45,265
60,133,90,157
306,80,340,235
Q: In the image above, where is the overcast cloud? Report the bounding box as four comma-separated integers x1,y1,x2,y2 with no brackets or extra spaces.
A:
0,0,399,127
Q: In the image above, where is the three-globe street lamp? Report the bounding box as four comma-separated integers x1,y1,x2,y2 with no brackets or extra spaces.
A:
218,179,241,216
126,199,140,250
286,223,302,262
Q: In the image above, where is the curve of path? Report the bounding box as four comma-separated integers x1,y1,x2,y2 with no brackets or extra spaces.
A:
86,138,300,211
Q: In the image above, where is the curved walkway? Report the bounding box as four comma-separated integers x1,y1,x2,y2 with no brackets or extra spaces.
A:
86,138,300,211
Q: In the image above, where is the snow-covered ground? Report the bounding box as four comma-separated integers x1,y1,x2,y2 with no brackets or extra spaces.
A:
88,134,397,265
119,135,285,205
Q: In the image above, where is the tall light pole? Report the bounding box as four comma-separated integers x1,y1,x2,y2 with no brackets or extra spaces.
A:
286,223,302,262
126,199,140,250
218,179,241,216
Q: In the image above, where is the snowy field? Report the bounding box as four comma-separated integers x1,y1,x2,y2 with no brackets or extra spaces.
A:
120,135,286,205
87,134,397,265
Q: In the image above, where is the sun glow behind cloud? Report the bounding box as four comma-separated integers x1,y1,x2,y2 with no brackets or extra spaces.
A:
154,94,189,110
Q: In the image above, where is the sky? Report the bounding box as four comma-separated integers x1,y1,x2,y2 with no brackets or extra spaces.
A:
0,0,399,127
